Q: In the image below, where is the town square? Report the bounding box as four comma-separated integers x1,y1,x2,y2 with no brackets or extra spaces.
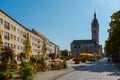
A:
0,0,120,80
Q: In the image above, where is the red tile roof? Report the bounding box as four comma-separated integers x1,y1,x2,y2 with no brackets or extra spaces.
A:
32,29,46,40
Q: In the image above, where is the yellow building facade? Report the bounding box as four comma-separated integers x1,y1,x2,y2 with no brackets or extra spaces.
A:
0,10,59,58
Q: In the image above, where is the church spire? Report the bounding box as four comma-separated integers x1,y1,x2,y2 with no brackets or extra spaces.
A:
91,10,99,44
94,9,97,20
94,11,96,19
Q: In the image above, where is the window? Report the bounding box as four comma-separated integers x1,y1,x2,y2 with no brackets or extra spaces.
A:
21,46,22,50
17,37,19,41
17,29,20,33
14,45,16,49
4,42,9,47
4,21,10,30
21,31,23,35
38,45,40,48
38,39,40,43
11,44,13,48
35,44,37,47
17,46,19,50
32,43,34,47
35,38,37,41
14,26,16,31
23,32,26,38
14,35,16,40
21,38,22,42
32,36,34,40
33,49,34,52
94,30,96,34
23,40,26,44
11,25,14,30
0,18,3,24
4,31,10,40
11,34,13,40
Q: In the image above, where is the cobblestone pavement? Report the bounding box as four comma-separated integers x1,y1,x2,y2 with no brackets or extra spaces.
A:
33,68,73,80
33,59,76,80
33,59,87,80
57,58,120,80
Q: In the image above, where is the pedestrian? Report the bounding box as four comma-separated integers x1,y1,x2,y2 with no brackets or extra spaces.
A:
108,56,110,62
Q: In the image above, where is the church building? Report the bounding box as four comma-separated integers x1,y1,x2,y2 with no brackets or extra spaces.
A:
71,12,102,57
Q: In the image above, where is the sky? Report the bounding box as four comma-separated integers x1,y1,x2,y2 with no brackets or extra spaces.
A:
0,0,120,51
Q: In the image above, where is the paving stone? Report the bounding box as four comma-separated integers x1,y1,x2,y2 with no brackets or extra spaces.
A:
57,58,120,80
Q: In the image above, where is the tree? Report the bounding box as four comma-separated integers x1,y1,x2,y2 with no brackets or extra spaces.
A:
61,49,69,57
104,10,120,60
0,47,16,71
0,47,15,64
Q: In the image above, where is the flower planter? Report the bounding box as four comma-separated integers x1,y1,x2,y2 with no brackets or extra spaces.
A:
74,60,80,64
5,77,10,80
73,58,81,64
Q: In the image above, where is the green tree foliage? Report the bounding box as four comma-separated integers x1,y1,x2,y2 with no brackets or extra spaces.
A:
61,49,69,57
105,10,120,55
30,57,37,65
62,59,67,68
20,61,34,80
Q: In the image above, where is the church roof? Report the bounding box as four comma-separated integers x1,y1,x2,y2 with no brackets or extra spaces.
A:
71,39,98,45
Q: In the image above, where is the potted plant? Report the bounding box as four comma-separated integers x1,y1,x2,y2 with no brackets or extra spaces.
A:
62,58,67,68
22,63,34,80
81,57,86,63
6,71,14,80
0,71,14,80
30,57,37,65
0,72,6,80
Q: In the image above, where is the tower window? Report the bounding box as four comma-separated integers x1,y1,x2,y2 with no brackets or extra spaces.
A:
94,30,96,34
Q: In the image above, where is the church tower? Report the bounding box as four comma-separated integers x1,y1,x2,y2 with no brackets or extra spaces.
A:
91,11,99,44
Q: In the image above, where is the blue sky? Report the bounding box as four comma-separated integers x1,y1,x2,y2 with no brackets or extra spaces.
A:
0,0,120,51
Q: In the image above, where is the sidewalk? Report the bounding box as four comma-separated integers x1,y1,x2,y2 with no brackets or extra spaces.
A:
33,59,87,80
33,68,73,80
